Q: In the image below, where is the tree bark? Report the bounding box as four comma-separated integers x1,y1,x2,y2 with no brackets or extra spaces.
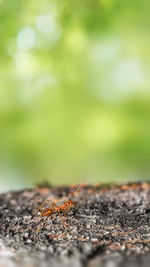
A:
0,182,150,266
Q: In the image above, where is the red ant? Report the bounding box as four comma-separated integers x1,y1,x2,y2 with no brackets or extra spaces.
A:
38,199,75,227
37,182,85,230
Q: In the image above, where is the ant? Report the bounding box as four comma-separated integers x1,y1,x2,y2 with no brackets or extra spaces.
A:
36,200,74,236
38,199,74,220
37,182,85,230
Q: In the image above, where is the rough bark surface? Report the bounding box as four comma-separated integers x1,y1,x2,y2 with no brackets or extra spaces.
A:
0,182,150,267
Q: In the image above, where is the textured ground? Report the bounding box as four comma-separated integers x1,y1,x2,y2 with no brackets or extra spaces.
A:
0,182,150,266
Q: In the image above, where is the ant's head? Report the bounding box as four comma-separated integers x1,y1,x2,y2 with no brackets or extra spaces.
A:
67,200,74,206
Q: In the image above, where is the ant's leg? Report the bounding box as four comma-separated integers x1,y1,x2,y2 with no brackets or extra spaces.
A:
38,200,51,211
63,210,66,217
51,200,58,208
58,210,68,228
36,206,48,232
57,211,67,227
39,207,47,218
37,200,48,219
58,210,63,220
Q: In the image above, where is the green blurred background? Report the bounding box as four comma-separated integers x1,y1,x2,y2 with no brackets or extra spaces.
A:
0,0,150,191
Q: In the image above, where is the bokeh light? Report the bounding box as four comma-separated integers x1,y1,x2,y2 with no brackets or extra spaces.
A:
0,0,150,191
